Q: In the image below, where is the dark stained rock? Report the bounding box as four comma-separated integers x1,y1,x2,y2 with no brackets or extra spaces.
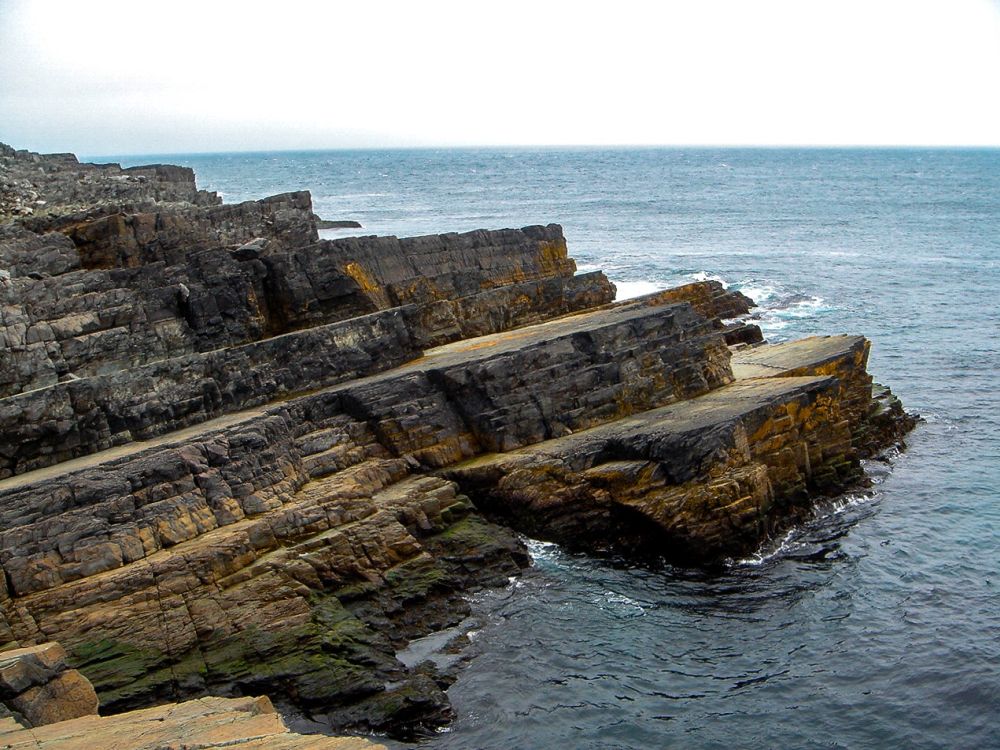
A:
60,191,318,269
315,216,363,229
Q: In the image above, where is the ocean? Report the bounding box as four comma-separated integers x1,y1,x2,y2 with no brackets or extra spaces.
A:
107,147,1000,749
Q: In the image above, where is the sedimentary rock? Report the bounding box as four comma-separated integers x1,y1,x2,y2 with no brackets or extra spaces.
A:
0,638,381,747
0,143,915,740
445,336,874,564
0,688,383,749
0,642,98,728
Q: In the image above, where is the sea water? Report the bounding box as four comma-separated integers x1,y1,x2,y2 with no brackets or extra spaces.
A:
107,147,1000,749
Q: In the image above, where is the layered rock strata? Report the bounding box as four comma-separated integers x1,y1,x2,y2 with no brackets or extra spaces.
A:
0,144,914,738
446,336,874,564
0,642,98,728
0,695,382,749
0,645,381,749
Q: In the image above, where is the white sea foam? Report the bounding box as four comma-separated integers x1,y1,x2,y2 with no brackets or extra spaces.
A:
525,538,563,564
825,491,878,515
734,280,779,306
612,280,666,301
735,529,799,567
687,271,729,287
594,591,646,618
771,296,827,318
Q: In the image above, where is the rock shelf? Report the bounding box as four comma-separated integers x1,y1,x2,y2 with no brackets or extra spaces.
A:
0,143,914,739
0,645,381,749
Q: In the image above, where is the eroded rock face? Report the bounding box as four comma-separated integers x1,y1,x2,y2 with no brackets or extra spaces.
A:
0,144,915,738
0,642,99,727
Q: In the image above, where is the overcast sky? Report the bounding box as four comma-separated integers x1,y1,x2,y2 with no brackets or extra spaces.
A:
2,0,1000,156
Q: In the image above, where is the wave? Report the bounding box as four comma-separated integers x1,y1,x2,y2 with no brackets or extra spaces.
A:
602,270,831,339
614,280,667,300
686,270,729,287
727,277,830,338
608,270,733,303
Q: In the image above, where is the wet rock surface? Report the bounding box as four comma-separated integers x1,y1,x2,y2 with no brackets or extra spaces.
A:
0,143,915,739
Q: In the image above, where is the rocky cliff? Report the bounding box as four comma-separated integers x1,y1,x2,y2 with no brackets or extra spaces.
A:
0,143,914,739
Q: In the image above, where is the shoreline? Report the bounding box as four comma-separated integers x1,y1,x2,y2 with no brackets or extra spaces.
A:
0,142,915,743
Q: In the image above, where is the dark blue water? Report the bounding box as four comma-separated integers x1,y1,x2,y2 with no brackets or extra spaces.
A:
110,148,1000,749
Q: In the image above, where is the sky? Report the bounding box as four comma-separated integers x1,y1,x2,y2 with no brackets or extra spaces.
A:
1,0,1000,156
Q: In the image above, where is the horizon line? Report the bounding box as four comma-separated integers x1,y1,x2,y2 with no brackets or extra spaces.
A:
79,142,1000,162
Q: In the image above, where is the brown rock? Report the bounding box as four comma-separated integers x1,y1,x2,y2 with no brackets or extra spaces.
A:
0,643,98,727
0,694,384,749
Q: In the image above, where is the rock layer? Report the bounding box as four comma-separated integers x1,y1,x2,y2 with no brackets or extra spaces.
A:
0,695,382,749
0,143,915,738
445,338,870,564
0,639,381,747
0,643,98,728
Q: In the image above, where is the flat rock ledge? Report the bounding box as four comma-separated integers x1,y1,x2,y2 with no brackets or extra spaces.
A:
0,643,381,749
0,143,915,739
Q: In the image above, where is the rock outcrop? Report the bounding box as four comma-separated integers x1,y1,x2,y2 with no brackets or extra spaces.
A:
0,695,382,749
0,643,382,749
315,217,363,229
0,143,915,739
0,144,218,223
0,642,98,728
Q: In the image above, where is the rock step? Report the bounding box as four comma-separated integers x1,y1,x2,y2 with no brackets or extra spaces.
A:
0,409,388,597
0,295,726,479
0,267,609,404
3,462,523,733
731,334,873,424
0,307,419,478
3,211,613,400
442,375,861,563
379,299,731,455
0,299,730,596
0,694,383,749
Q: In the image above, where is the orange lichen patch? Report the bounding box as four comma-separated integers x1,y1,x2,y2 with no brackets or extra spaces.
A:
342,262,382,294
453,339,500,352
442,326,538,353
537,239,569,266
